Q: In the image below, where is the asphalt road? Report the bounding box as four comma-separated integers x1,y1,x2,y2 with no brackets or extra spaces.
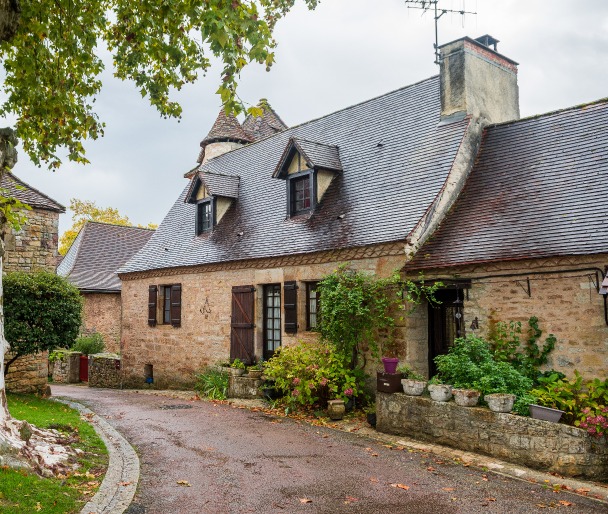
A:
53,385,606,514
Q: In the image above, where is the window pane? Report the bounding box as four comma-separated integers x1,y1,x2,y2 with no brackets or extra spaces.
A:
291,175,311,214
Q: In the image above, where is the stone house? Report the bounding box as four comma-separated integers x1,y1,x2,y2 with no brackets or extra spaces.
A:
118,36,607,388
2,171,65,393
57,221,154,353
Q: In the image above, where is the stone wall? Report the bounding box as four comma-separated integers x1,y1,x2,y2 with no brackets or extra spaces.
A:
82,292,122,353
88,354,121,389
51,351,81,384
4,352,48,394
120,242,406,389
4,207,61,273
377,392,608,481
403,254,608,379
228,375,263,399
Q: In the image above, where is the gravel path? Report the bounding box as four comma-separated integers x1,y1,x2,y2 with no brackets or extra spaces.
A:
54,385,607,514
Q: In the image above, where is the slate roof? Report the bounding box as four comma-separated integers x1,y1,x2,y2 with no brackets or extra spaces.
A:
58,222,155,291
186,172,240,201
274,138,343,177
406,100,608,270
120,76,470,274
1,172,65,212
243,98,288,141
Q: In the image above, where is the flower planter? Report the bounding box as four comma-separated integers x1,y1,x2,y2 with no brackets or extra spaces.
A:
247,370,263,379
401,379,426,396
327,399,346,420
453,388,481,407
485,393,516,413
381,357,399,374
230,368,246,376
529,404,565,423
366,412,377,427
428,384,453,402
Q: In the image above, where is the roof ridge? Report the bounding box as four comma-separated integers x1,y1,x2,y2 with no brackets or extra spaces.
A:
85,220,156,231
488,97,608,129
291,136,339,148
6,172,65,212
58,222,88,276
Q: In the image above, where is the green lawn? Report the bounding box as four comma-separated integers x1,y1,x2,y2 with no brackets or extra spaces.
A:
0,394,108,514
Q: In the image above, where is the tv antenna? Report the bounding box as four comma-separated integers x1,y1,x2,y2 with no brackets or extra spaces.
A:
405,1,477,64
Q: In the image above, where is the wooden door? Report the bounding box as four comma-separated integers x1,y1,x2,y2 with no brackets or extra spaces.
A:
428,288,465,377
230,285,255,364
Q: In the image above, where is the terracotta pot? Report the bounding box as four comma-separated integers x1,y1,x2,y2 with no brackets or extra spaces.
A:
401,379,426,396
485,393,516,413
327,399,346,420
428,384,453,402
453,388,481,407
381,357,399,374
529,404,564,423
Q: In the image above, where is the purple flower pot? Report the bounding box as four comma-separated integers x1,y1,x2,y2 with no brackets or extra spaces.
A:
381,357,399,374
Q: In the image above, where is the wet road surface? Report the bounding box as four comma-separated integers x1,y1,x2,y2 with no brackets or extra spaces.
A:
53,385,607,514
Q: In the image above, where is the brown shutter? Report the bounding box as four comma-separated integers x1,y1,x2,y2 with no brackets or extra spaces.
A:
148,285,158,327
170,284,182,327
284,281,298,334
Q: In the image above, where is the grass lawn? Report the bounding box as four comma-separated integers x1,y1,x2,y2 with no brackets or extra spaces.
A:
0,394,108,514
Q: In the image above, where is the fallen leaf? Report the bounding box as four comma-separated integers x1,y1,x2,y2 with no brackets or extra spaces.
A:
427,466,436,472
442,488,455,492
176,480,191,487
370,477,379,483
485,497,496,502
575,488,590,495
371,453,379,457
35,503,42,512
299,498,312,503
536,504,547,509
390,483,410,490
558,500,573,506
344,496,359,503
120,481,132,486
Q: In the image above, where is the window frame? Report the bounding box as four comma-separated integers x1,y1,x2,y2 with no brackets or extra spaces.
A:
286,169,317,217
153,283,182,328
305,281,320,331
263,283,282,361
196,197,215,235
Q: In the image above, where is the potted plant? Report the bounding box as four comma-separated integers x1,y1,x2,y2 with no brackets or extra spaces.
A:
452,388,481,407
427,377,453,402
485,393,516,413
247,359,264,379
398,365,427,396
327,399,346,420
364,404,377,427
230,358,246,376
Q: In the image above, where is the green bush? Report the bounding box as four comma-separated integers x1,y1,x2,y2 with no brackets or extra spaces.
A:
72,332,105,355
263,340,368,408
4,271,82,373
195,367,229,400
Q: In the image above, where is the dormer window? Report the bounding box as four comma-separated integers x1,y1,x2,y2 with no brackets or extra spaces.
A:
273,137,342,218
185,171,240,235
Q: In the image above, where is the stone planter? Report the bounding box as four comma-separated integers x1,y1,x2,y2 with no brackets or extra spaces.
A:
230,368,246,376
428,384,453,402
485,393,516,413
453,388,481,407
401,379,426,396
247,370,263,379
327,399,346,420
529,404,565,423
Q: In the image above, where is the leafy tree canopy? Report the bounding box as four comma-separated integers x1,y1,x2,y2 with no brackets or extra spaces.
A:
3,271,82,375
59,198,157,254
0,0,318,169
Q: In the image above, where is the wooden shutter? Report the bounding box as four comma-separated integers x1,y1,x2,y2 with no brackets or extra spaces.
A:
284,281,298,334
148,285,158,327
170,284,182,327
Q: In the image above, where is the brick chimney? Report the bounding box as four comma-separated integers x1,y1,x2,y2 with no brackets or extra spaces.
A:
438,36,519,124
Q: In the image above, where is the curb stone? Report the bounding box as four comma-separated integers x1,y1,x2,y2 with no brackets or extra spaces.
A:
53,398,140,514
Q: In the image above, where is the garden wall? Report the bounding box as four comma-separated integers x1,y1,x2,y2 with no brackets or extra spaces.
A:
377,392,608,481
88,354,121,388
5,352,49,394
51,351,81,383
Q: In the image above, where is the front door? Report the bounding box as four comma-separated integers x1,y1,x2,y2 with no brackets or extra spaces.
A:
230,286,255,364
428,288,465,377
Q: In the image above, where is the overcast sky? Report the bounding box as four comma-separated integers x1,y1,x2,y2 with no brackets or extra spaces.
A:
13,0,608,235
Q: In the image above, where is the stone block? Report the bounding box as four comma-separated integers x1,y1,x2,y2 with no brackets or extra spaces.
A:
228,376,263,399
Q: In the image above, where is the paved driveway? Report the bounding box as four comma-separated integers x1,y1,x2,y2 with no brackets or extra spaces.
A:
53,385,606,514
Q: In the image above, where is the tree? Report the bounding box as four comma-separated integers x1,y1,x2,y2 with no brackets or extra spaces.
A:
59,199,158,254
0,0,317,473
3,271,82,376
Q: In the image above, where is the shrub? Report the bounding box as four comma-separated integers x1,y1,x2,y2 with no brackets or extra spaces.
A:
72,332,105,355
195,367,229,400
4,271,82,373
263,340,367,408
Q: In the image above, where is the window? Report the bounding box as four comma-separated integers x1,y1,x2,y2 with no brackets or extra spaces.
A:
263,284,281,360
287,171,315,217
196,199,214,235
148,284,181,328
306,282,320,330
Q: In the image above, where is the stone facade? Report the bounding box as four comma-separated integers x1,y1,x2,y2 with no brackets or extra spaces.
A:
377,392,608,480
88,354,122,388
51,351,81,384
403,254,608,379
5,206,62,394
82,292,122,353
120,243,407,389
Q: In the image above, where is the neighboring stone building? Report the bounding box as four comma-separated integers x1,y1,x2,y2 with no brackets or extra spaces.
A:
57,222,154,353
117,35,607,388
2,171,65,394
